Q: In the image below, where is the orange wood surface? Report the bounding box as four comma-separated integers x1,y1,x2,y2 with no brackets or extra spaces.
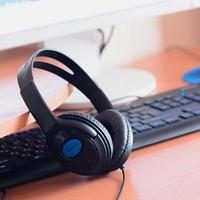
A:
0,47,72,137
5,49,200,200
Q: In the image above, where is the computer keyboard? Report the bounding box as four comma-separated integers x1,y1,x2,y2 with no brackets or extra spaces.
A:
0,128,67,189
1,84,200,189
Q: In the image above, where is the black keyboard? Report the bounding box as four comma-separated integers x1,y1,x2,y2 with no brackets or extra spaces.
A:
1,84,200,189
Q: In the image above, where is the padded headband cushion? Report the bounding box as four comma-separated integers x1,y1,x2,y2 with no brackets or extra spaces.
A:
96,110,133,171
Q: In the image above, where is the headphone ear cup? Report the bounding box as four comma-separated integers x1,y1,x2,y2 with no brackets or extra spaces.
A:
96,110,133,172
58,112,114,174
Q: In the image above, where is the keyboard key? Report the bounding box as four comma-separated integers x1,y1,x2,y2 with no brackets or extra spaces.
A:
0,159,9,165
191,110,200,116
3,149,11,156
185,93,195,98
155,96,165,102
192,96,200,102
139,114,152,120
163,117,181,124
140,116,163,124
129,118,140,123
148,120,166,128
30,132,45,139
146,110,162,117
151,102,163,108
0,144,7,150
163,100,173,105
159,105,171,111
0,164,13,174
173,96,183,101
170,102,181,108
182,107,194,112
166,94,174,99
151,103,171,111
131,122,143,127
144,100,155,105
179,99,191,104
186,94,200,102
130,112,141,118
134,125,152,132
179,112,194,119
32,155,44,161
195,91,200,95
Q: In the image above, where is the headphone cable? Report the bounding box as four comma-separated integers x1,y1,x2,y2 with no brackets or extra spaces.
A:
97,26,115,56
0,168,125,200
0,190,6,200
116,166,125,200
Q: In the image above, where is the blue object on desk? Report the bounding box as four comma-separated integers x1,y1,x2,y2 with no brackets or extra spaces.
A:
183,67,200,84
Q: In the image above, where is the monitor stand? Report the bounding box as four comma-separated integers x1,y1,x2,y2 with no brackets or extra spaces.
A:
44,31,157,110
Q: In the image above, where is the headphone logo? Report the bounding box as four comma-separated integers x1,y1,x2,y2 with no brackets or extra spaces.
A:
62,139,82,158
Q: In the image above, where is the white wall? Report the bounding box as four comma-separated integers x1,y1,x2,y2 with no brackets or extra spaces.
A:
45,8,200,74
45,17,161,75
101,17,161,68
160,8,200,49
95,8,200,69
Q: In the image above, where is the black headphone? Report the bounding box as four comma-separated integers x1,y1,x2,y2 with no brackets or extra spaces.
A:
17,49,133,175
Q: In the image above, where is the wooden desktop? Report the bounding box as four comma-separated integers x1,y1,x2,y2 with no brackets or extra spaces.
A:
3,48,200,200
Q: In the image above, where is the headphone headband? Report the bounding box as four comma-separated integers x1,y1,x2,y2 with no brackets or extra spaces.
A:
17,49,113,132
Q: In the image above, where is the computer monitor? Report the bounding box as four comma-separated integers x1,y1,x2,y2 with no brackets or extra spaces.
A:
1,0,199,109
0,0,199,50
